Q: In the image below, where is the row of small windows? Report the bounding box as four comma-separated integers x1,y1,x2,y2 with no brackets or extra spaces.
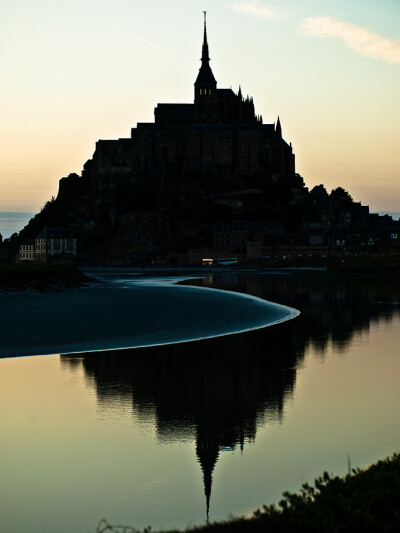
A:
20,247,76,258
199,89,212,95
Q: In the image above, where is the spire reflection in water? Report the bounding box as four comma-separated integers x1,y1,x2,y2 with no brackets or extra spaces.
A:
61,323,298,521
60,271,400,525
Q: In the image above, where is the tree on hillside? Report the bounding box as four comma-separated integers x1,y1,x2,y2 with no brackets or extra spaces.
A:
330,187,353,203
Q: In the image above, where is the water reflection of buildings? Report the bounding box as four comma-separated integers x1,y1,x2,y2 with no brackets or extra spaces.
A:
61,328,298,521
197,273,400,354
60,273,400,520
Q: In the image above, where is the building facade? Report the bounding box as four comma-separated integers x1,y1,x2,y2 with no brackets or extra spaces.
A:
19,228,77,262
82,14,296,194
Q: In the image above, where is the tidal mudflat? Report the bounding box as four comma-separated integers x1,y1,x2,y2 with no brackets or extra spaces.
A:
0,275,298,357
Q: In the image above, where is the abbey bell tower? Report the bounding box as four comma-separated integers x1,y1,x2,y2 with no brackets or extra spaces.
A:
194,12,217,103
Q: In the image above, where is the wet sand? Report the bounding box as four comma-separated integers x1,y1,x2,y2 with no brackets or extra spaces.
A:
0,278,298,358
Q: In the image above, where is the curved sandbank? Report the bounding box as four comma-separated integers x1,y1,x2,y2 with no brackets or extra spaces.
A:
0,277,299,358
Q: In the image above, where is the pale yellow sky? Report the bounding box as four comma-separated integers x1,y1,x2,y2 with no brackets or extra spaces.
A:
1,0,399,213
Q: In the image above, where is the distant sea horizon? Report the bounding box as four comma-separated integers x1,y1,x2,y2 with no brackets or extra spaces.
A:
0,212,35,239
377,212,400,220
0,210,399,241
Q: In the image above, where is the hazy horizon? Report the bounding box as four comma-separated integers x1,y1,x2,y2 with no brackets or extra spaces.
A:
0,212,34,239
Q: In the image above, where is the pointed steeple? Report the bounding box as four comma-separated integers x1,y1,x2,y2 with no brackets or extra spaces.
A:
196,437,219,525
201,11,210,63
194,12,217,103
276,116,282,137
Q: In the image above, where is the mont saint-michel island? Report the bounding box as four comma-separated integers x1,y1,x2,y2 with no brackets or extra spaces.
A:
1,8,400,533
3,13,399,267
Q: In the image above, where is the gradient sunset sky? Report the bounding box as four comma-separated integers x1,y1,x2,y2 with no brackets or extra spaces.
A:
1,0,399,213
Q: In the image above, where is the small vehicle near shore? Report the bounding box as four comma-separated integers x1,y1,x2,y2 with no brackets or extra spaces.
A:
214,258,238,266
202,258,214,266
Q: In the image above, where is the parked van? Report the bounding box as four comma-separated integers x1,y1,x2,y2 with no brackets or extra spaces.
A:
214,258,238,266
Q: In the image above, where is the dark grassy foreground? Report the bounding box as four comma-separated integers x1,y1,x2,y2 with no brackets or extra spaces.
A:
95,453,400,533
0,263,92,292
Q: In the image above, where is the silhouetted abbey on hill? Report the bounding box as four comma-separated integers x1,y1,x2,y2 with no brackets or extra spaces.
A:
38,14,299,261
90,15,294,190
15,14,399,263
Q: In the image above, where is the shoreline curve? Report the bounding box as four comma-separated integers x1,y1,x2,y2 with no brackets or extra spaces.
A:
0,275,300,359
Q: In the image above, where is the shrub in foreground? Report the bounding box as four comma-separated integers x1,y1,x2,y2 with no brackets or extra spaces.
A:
94,453,400,532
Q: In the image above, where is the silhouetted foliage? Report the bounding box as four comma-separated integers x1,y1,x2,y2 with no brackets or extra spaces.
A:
330,187,353,204
18,196,68,239
41,195,56,211
91,453,400,532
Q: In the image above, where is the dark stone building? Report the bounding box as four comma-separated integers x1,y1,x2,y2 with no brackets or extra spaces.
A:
20,15,314,262
87,14,295,194
18,16,400,263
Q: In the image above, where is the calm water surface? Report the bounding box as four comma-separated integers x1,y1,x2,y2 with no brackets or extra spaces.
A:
1,272,400,533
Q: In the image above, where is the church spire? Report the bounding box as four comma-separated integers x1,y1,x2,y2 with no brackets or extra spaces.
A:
276,115,282,137
194,11,217,103
202,11,210,63
196,434,219,524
